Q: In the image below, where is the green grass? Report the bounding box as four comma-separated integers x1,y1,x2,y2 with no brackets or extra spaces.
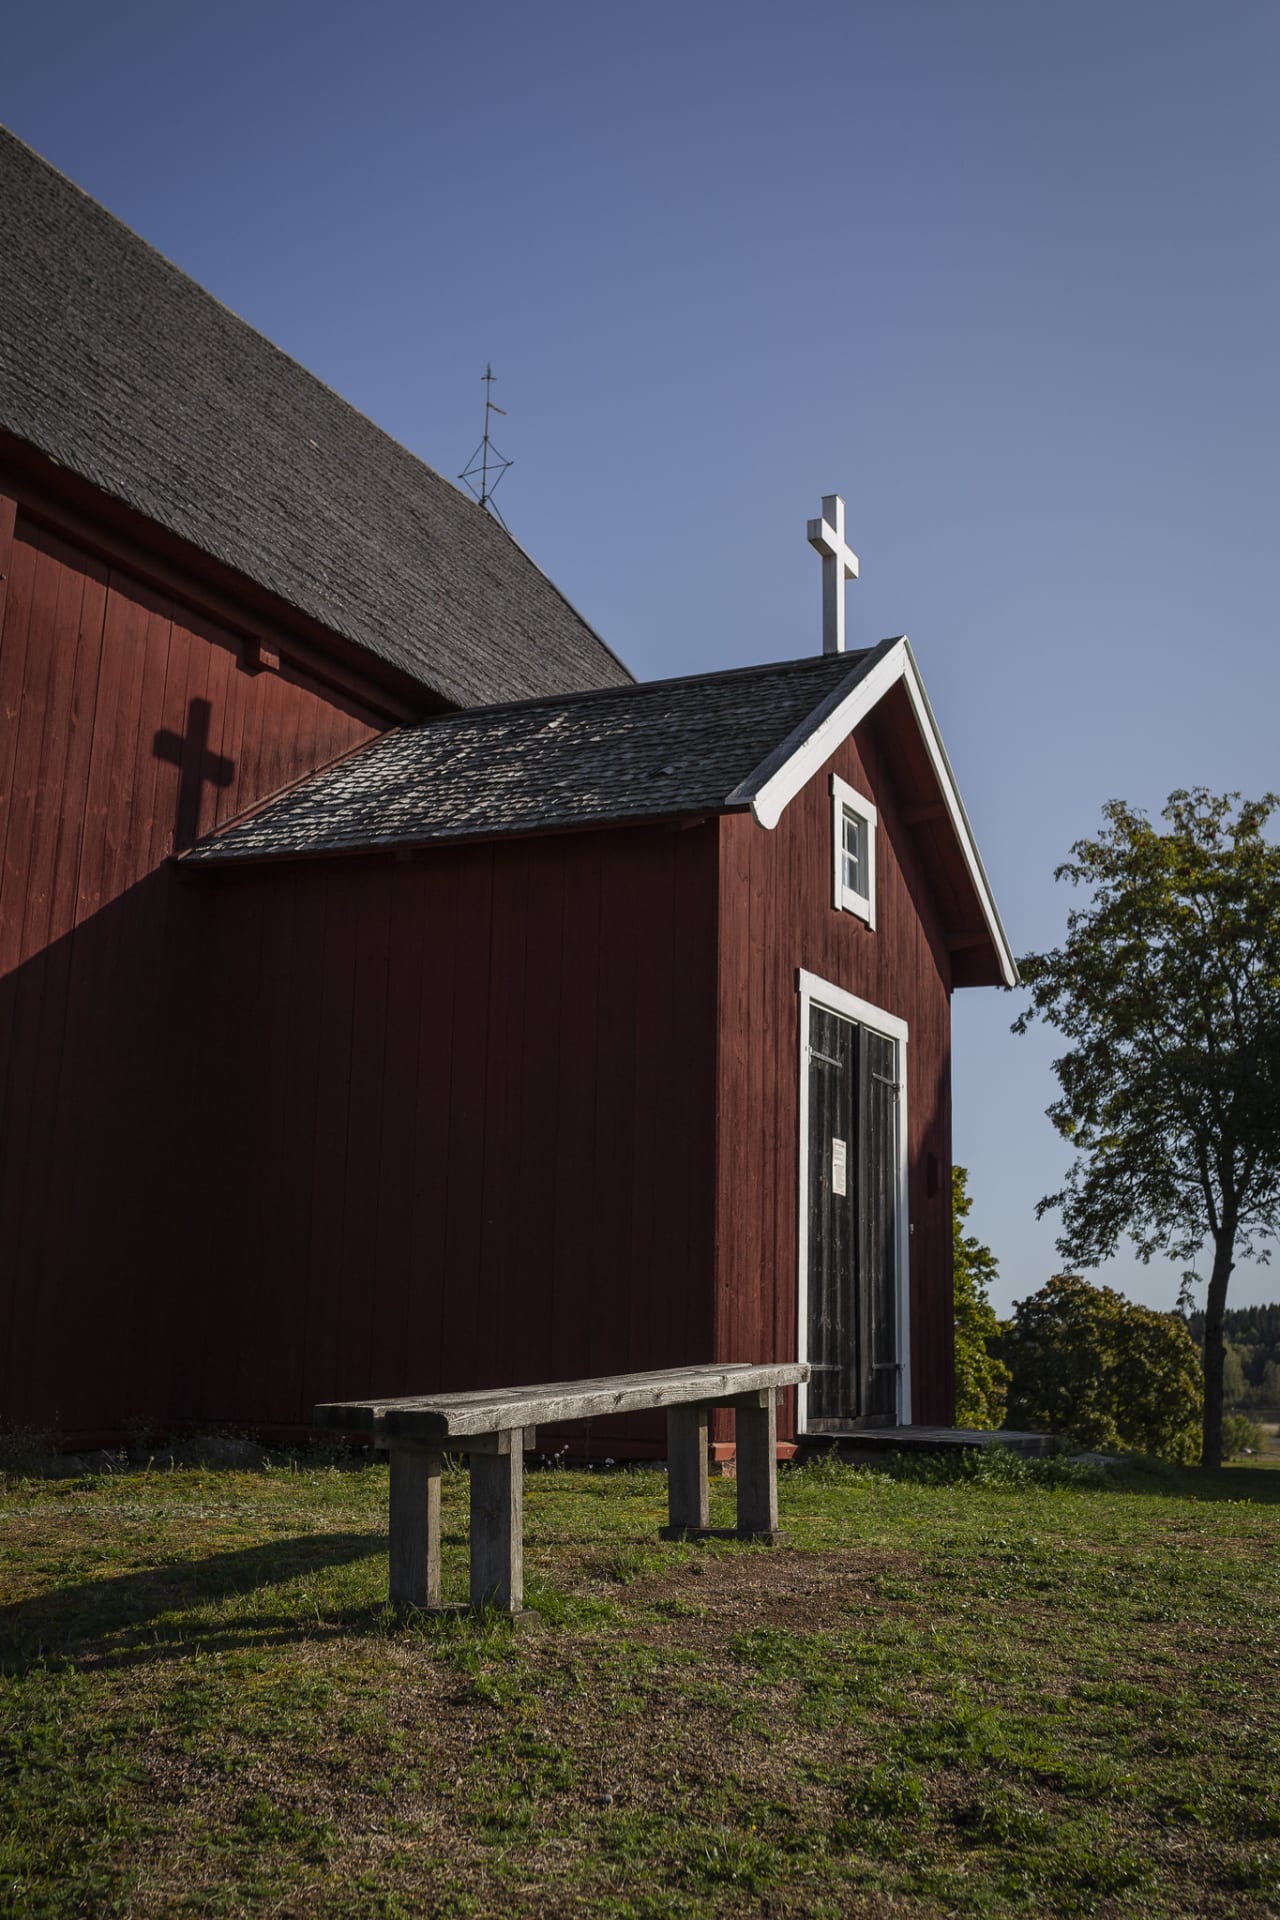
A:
1,1443,1279,1917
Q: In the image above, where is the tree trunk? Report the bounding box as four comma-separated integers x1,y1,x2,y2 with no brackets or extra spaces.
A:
1201,1232,1236,1469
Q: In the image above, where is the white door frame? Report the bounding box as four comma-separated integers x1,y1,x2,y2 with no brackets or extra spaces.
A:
795,967,912,1432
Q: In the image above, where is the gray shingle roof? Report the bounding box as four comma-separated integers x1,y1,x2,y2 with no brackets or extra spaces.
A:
0,127,631,708
184,649,875,864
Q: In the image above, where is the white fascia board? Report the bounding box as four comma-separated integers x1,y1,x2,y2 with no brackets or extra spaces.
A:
736,636,1018,988
894,643,1018,988
728,635,902,825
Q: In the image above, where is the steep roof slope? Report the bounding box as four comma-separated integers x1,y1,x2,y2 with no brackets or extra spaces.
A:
183,649,879,862
0,127,631,708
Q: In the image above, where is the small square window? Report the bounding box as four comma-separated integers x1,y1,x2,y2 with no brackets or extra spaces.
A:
831,774,877,927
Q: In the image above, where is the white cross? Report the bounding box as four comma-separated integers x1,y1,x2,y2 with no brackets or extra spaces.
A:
806,494,859,654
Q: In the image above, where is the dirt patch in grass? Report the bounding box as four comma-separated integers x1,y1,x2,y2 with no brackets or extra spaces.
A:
610,1545,920,1634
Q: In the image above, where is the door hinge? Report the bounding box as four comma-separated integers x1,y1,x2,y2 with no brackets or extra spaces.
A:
808,1046,845,1069
870,1071,901,1090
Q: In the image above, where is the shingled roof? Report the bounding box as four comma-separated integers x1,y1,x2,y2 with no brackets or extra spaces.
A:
183,648,879,865
0,127,631,708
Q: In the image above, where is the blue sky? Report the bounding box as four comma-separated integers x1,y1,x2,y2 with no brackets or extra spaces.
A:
5,1,1278,1313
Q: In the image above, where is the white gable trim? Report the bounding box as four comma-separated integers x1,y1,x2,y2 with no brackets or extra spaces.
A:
725,636,900,820
734,636,1017,988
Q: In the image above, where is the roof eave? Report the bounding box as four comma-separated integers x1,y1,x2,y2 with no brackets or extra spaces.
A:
179,802,735,870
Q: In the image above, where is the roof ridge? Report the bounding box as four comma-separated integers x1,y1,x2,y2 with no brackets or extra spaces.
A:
420,646,876,729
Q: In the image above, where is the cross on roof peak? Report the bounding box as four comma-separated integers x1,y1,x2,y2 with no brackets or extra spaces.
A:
806,494,859,655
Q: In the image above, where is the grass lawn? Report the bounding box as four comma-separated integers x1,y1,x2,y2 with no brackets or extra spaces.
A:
1,1443,1278,1918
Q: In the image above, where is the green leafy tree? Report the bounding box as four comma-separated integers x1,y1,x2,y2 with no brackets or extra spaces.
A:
1003,1274,1202,1461
1221,1411,1267,1459
1014,790,1280,1466
952,1167,1010,1428
1222,1343,1249,1406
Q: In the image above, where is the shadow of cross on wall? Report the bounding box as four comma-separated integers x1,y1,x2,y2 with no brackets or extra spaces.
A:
154,697,235,851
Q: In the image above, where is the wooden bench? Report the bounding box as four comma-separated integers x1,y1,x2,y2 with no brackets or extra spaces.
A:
314,1361,810,1615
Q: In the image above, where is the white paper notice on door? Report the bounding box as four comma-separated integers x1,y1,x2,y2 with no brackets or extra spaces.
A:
831,1138,848,1196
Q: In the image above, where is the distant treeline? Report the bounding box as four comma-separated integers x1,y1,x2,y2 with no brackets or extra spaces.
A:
1186,1303,1280,1407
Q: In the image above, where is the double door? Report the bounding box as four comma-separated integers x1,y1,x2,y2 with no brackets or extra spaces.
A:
804,1000,901,1428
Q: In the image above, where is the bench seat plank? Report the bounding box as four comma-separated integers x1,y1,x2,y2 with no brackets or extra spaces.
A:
316,1361,810,1617
315,1361,808,1440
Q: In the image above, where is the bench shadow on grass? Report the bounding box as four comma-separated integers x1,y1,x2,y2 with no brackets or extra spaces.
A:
0,1530,392,1677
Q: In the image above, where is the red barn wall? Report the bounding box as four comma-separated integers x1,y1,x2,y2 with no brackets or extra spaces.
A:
182,825,721,1445
0,496,389,1434
713,712,956,1430
1,474,962,1449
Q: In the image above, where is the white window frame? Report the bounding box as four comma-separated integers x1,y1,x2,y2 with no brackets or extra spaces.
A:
795,968,912,1431
830,774,877,927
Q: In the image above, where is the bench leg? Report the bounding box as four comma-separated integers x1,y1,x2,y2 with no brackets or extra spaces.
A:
735,1390,780,1539
388,1447,442,1607
469,1431,524,1613
662,1403,710,1536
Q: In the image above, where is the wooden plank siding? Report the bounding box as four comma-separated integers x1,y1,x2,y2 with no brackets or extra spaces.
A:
182,824,721,1446
712,713,956,1432
1,481,963,1449
0,503,388,1434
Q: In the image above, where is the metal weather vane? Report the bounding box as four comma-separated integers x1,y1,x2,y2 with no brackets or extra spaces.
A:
458,364,513,529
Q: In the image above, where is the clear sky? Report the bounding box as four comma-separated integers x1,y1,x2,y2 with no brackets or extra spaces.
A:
4,1,1278,1315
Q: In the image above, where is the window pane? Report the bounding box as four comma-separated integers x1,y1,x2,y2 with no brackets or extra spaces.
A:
842,809,862,892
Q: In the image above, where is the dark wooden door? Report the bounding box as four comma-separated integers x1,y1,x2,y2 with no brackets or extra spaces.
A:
805,1004,900,1428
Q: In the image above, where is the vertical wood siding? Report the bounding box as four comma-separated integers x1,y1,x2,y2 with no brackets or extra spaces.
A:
2,494,959,1447
0,509,384,1431
185,825,721,1445
713,717,956,1431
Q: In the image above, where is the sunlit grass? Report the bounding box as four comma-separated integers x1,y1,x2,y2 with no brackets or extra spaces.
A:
1,1442,1277,1917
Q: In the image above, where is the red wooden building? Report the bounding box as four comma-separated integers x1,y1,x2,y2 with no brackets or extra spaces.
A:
0,129,1015,1452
